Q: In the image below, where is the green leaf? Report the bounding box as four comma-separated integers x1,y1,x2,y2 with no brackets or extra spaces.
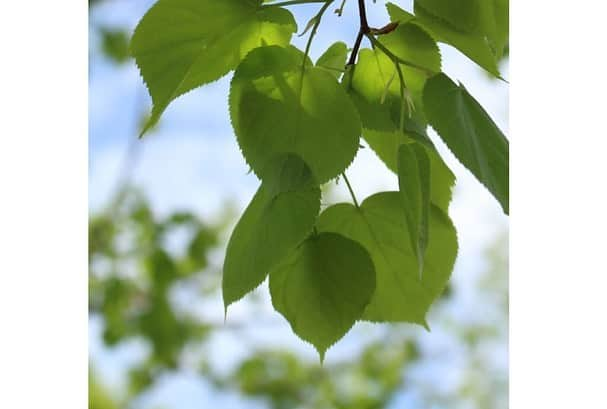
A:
398,143,431,278
316,41,348,78
317,192,457,325
415,0,485,34
223,154,321,309
270,232,376,361
343,45,454,213
346,21,441,132
131,0,297,136
362,129,455,213
414,0,509,56
423,73,509,214
483,0,509,60
381,22,442,96
230,45,361,183
346,48,402,132
386,2,500,77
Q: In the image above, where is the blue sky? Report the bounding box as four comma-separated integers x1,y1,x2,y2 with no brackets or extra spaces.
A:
89,1,509,407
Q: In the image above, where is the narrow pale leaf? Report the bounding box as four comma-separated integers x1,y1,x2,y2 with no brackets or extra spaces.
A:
398,143,431,278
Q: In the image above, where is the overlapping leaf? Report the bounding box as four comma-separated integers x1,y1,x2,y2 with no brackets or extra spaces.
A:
398,143,431,278
316,41,348,78
381,22,442,109
362,129,454,212
132,0,297,135
230,45,361,183
415,0,509,57
346,22,441,132
270,232,376,361
223,154,321,309
129,0,509,360
423,73,509,214
386,2,501,77
346,48,402,132
343,39,448,212
416,0,485,34
317,192,458,325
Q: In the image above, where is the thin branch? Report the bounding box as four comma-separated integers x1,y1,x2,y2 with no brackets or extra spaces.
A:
356,0,370,33
346,0,369,66
347,30,364,66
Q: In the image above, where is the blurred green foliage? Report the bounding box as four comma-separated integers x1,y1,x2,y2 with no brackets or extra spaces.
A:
90,372,121,409
89,188,221,396
89,187,508,409
89,0,131,66
99,28,130,64
230,341,419,409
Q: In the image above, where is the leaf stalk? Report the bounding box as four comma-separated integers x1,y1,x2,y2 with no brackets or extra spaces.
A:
303,0,335,66
342,173,360,208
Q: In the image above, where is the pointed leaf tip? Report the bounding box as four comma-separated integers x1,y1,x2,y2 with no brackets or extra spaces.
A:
222,153,321,307
270,233,375,357
423,320,431,332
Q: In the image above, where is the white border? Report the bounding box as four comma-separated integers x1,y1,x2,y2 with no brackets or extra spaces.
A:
1,0,606,407
0,1,88,407
511,0,607,407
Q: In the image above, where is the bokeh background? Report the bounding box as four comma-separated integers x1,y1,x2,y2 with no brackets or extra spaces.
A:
89,1,509,408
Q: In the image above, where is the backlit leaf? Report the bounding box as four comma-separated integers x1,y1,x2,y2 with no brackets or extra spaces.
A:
381,22,442,107
230,45,361,183
132,0,297,135
316,41,348,78
415,0,509,57
415,0,485,34
317,192,457,325
386,2,500,77
346,21,441,132
346,48,402,132
270,232,376,361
